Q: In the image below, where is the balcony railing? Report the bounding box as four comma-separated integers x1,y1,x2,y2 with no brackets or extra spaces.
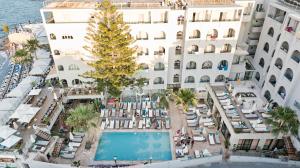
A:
136,37,148,40
188,51,198,54
154,51,165,55
154,36,166,40
175,50,182,55
125,21,151,24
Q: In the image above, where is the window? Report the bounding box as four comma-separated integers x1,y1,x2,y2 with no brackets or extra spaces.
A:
263,43,269,53
176,31,183,39
153,77,164,84
204,44,215,53
154,46,165,55
61,79,68,87
54,50,60,55
267,27,274,37
200,75,210,83
264,90,271,101
154,62,165,71
275,58,283,70
174,60,180,69
277,86,286,99
220,44,232,53
218,60,228,71
173,74,179,83
284,68,293,81
259,58,265,68
215,75,225,82
58,65,64,71
139,63,149,70
154,31,166,40
225,28,235,38
136,31,148,40
185,76,195,83
72,79,82,85
207,29,218,39
291,50,300,63
50,33,56,40
175,46,182,55
188,45,199,54
189,29,200,39
255,72,260,81
62,35,73,39
202,61,213,69
269,75,276,86
68,64,79,70
280,41,289,53
186,61,197,70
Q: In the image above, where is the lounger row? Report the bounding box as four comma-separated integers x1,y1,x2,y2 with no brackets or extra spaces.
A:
208,132,221,145
108,101,160,111
100,108,167,118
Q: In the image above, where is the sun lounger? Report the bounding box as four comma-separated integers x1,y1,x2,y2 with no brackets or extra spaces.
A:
128,102,132,111
193,136,206,142
129,120,133,129
115,120,120,129
69,142,81,148
132,102,136,110
138,120,143,129
35,140,49,146
123,102,128,110
183,146,189,154
242,108,253,114
109,120,115,129
157,120,161,129
216,92,226,97
208,133,215,145
71,137,82,143
119,109,123,117
100,122,106,130
142,102,146,109
186,114,197,120
152,102,156,109
149,109,153,117
124,120,129,128
176,148,184,158
60,152,75,159
195,150,200,158
165,118,170,129
155,109,160,117
223,105,235,110
73,132,85,137
111,109,116,117
215,131,221,144
146,118,151,128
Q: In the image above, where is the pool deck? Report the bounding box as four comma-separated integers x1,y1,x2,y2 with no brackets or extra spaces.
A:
50,101,224,166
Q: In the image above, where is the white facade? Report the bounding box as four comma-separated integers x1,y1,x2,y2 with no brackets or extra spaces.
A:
41,0,256,91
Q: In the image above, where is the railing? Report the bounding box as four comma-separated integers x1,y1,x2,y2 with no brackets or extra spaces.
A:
136,37,148,40
154,36,166,40
125,21,151,24
190,19,210,22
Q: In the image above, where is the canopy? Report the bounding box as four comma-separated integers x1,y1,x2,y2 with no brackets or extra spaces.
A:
8,32,34,45
32,58,51,66
10,104,40,123
6,76,42,98
0,135,22,148
29,66,49,76
0,126,17,140
0,98,21,111
28,89,42,96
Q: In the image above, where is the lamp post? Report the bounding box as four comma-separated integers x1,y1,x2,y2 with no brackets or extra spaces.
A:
113,156,117,166
149,156,152,164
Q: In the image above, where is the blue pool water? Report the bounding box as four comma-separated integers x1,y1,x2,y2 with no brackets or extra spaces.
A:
95,132,172,161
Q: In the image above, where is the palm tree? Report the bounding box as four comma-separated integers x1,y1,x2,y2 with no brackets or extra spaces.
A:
174,89,197,111
24,39,40,60
12,49,32,66
153,90,173,109
266,106,299,137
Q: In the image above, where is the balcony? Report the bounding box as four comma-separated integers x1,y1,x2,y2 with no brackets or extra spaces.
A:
136,37,148,40
154,51,165,56
153,20,168,24
246,39,259,45
154,36,166,40
254,11,265,19
251,26,263,33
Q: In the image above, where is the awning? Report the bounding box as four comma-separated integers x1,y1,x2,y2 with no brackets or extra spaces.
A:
28,89,42,96
6,76,42,98
0,98,21,111
0,135,22,148
36,49,50,59
0,126,17,140
10,104,40,123
29,66,49,76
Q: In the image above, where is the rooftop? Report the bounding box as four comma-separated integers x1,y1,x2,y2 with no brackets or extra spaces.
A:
43,0,237,9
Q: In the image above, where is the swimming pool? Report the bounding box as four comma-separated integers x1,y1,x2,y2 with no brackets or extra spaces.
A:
94,132,172,161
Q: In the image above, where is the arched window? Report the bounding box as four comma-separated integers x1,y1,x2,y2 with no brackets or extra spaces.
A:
175,46,182,55
154,62,165,71
189,29,200,39
263,43,269,53
154,46,165,55
215,75,225,82
188,45,199,54
173,74,180,83
200,75,210,83
185,76,195,83
204,44,215,53
176,31,183,39
136,31,148,40
259,58,265,68
291,50,300,63
58,65,64,71
68,64,79,70
264,90,271,101
202,61,213,69
284,68,293,81
280,41,289,53
50,33,56,40
186,61,197,70
177,15,184,25
225,28,235,38
255,72,260,81
72,79,82,85
267,27,274,37
174,60,180,69
207,29,218,39
218,60,228,71
275,58,283,70
153,77,164,84
154,31,166,40
61,79,68,87
277,86,286,99
137,46,149,56
139,63,149,70
220,44,232,53
269,75,276,86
